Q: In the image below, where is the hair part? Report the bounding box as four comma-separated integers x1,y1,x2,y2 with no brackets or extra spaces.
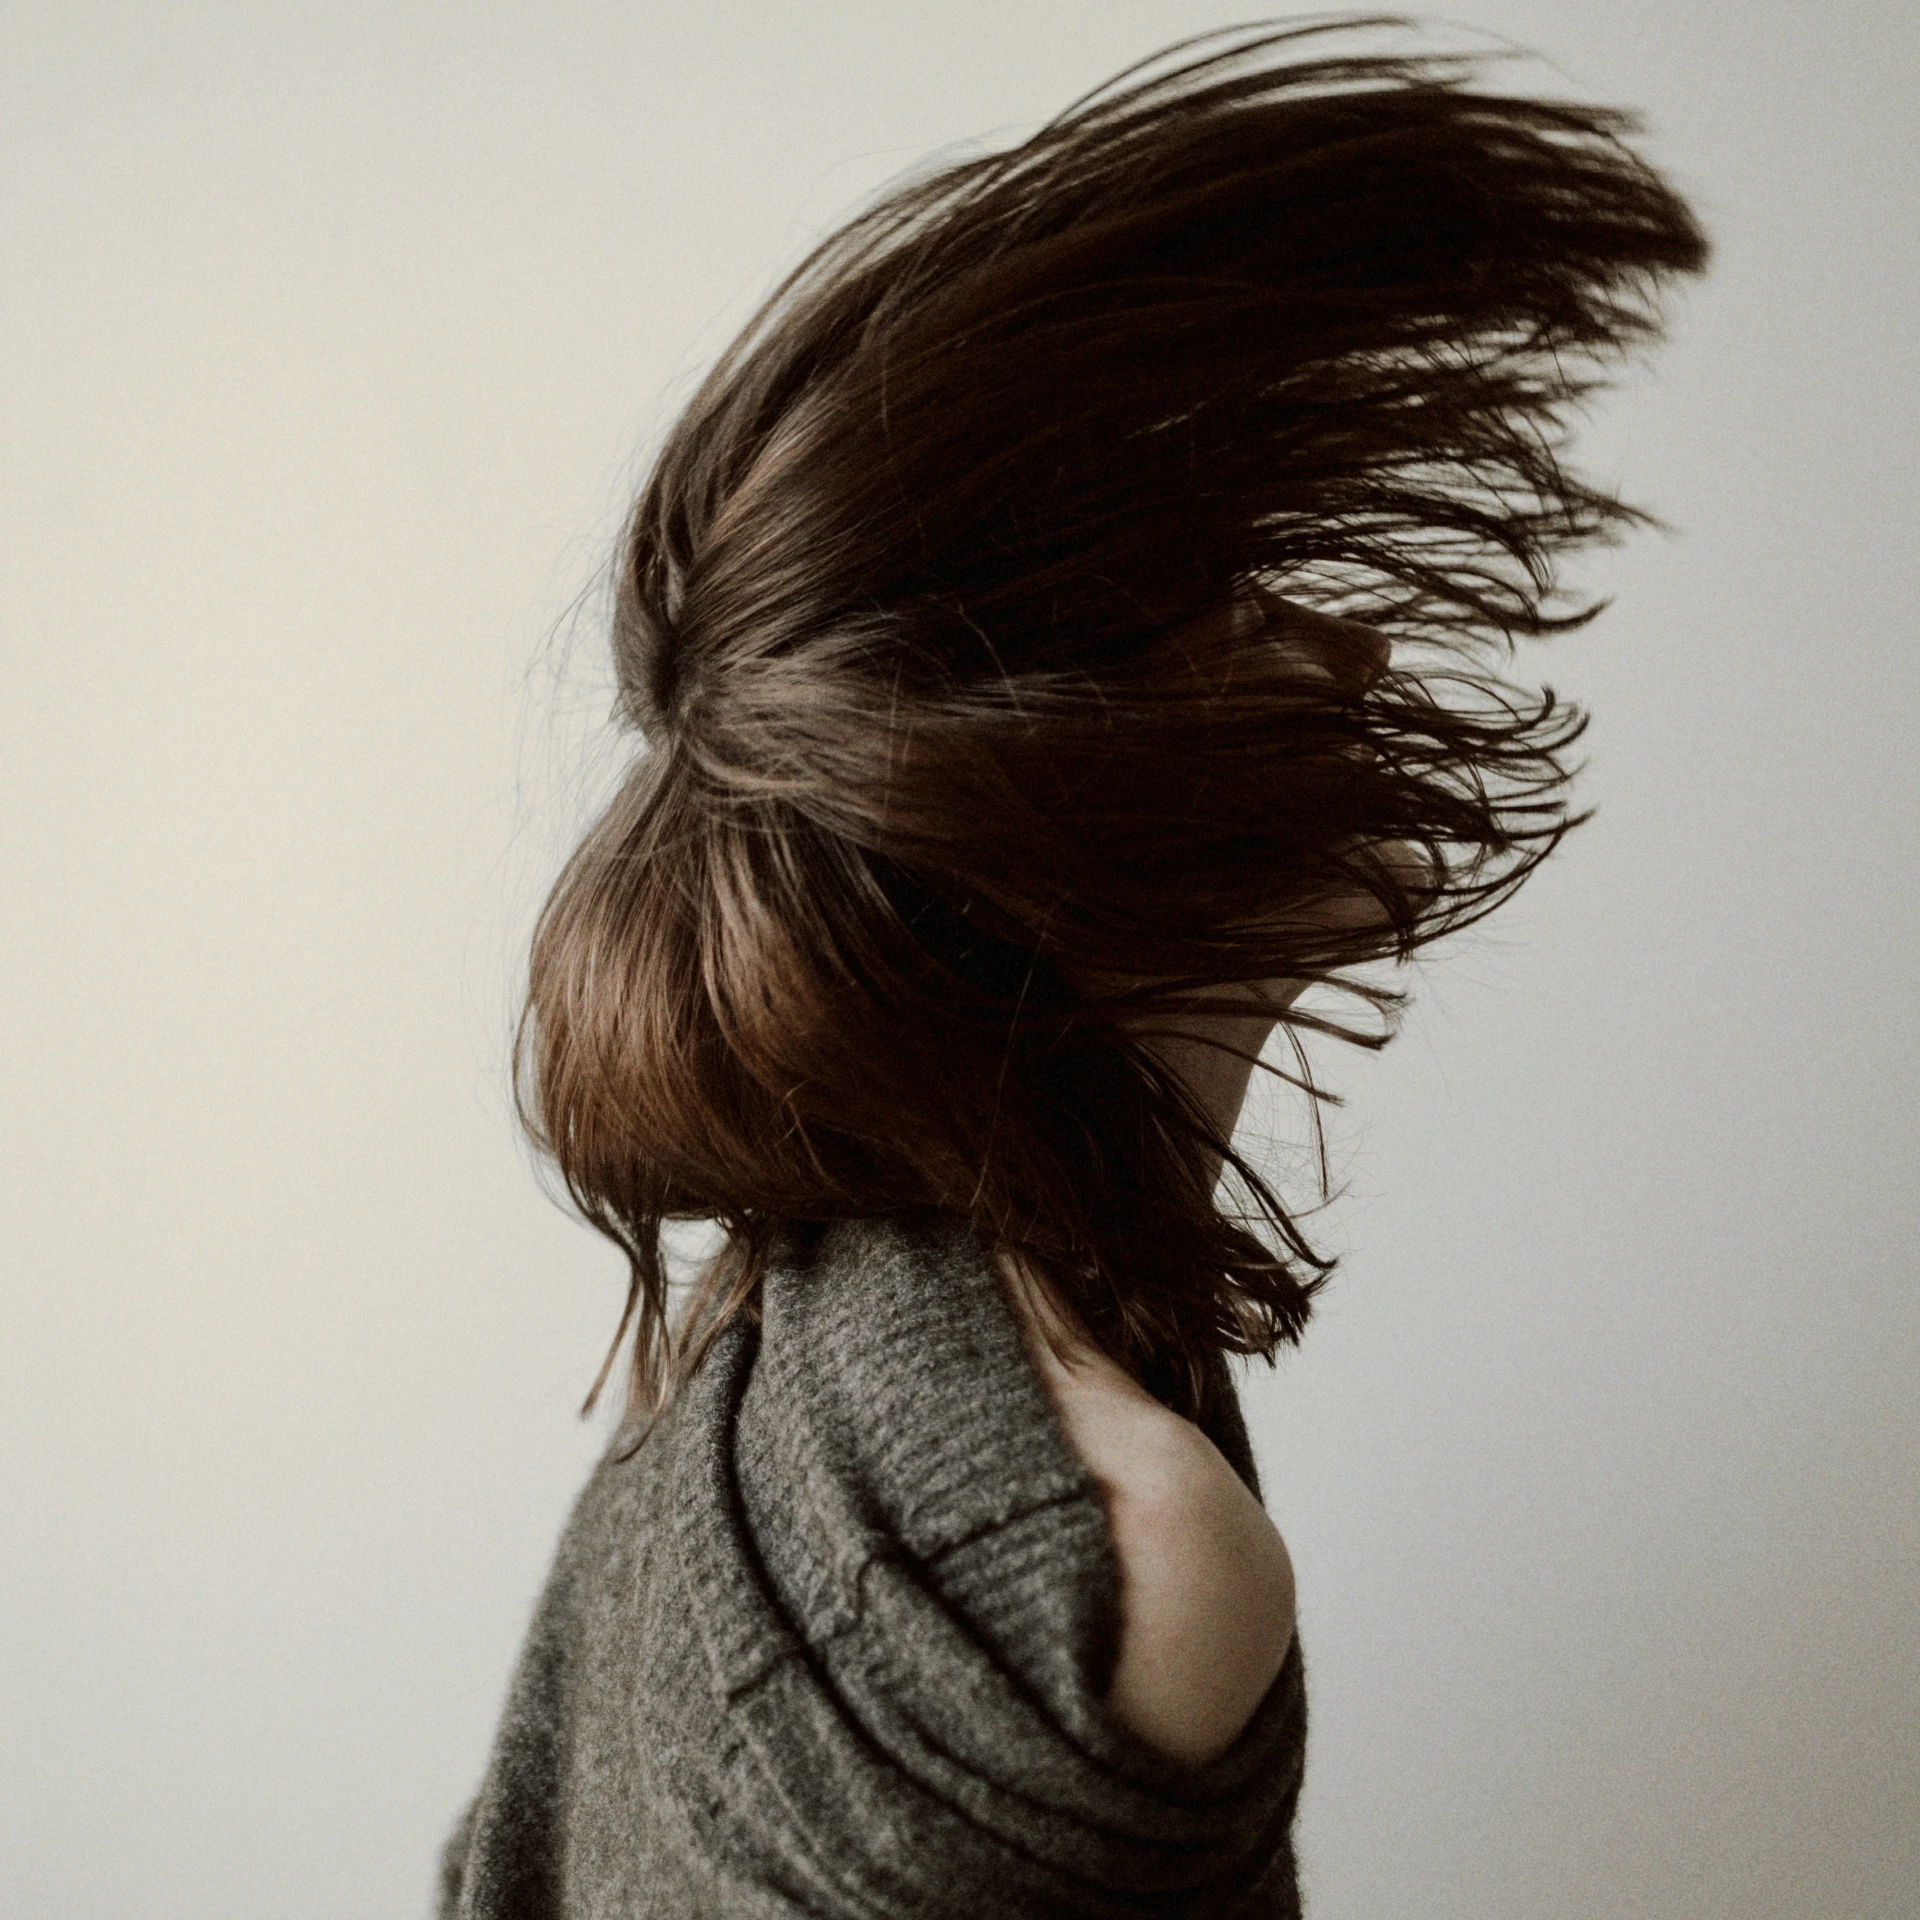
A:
516,19,1708,1430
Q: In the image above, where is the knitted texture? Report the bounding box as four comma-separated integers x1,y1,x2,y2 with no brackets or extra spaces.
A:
438,1211,1306,1917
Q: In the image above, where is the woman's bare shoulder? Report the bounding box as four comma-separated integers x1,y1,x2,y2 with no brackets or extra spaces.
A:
997,1258,1297,1768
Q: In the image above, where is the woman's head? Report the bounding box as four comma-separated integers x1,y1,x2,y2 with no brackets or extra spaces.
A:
517,22,1708,1424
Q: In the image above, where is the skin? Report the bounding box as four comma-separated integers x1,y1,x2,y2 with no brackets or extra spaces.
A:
994,594,1403,1767
995,988,1301,1769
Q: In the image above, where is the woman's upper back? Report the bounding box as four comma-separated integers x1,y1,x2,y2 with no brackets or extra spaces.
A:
439,1211,1307,1919
997,1250,1297,1769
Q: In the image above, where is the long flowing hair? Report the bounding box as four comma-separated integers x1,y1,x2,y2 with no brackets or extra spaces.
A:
514,20,1708,1428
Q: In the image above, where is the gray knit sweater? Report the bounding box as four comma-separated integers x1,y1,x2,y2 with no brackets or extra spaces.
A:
437,1211,1306,1917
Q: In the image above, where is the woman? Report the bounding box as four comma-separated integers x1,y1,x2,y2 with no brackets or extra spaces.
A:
439,23,1706,1916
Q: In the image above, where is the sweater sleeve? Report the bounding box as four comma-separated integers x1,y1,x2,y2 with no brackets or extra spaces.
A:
665,1213,1309,1917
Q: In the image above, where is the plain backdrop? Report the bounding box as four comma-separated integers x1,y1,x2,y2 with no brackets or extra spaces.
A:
5,4,1916,1916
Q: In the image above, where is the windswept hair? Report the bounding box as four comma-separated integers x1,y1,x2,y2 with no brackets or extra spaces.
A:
516,20,1708,1428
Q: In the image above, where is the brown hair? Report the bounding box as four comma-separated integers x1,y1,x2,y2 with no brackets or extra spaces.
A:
514,21,1708,1428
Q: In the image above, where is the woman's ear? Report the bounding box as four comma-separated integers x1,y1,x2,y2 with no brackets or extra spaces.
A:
1242,588,1392,697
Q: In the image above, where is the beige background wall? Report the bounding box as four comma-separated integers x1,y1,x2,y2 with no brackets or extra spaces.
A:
5,4,1915,1914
